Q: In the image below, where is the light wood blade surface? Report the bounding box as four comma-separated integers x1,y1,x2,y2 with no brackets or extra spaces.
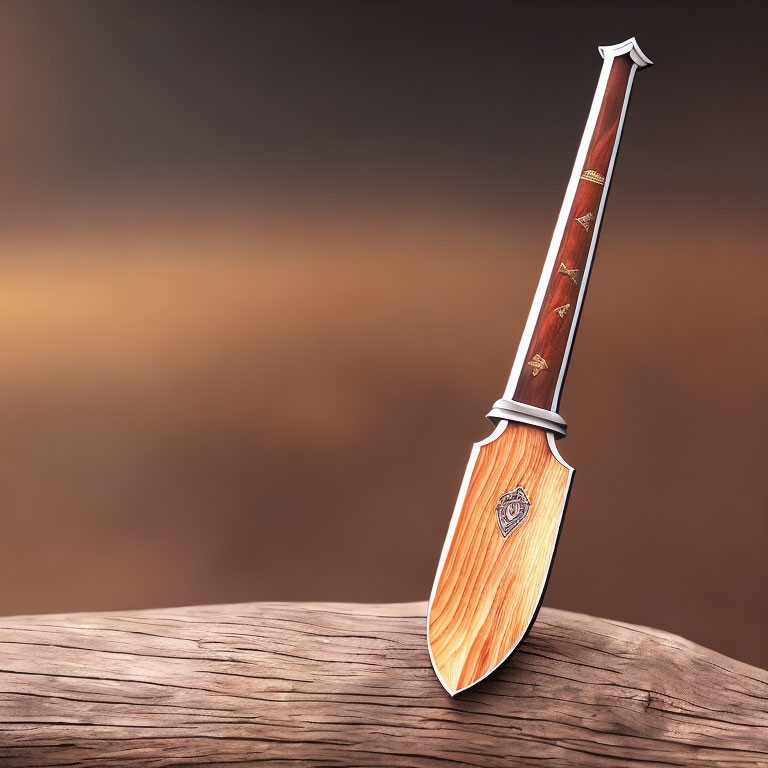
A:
428,422,573,694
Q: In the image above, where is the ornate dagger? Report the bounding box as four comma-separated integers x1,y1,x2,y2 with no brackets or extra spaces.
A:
427,38,652,695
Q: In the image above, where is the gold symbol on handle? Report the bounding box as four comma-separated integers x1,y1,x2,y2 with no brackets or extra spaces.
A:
527,354,548,377
580,169,605,185
553,304,571,318
575,212,594,231
558,262,580,284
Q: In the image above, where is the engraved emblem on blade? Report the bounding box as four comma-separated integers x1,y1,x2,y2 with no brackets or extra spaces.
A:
527,354,548,376
575,212,594,231
496,487,531,538
558,262,580,284
580,169,605,185
554,303,570,318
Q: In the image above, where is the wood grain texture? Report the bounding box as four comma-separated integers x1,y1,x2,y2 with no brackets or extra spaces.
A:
428,422,572,694
0,601,766,767
514,53,635,410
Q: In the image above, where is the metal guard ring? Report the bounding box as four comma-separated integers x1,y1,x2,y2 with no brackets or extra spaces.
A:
486,399,567,438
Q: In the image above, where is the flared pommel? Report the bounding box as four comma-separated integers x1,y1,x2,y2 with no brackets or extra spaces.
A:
598,37,653,68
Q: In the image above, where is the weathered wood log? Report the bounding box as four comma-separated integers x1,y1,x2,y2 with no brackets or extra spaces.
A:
0,602,765,767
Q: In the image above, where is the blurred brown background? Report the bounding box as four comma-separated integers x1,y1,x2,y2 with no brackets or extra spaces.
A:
0,1,766,668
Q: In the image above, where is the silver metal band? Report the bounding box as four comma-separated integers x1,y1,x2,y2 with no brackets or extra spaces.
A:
486,399,567,438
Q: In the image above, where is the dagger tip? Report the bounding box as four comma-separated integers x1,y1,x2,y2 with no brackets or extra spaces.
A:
429,662,479,697
428,618,529,696
440,681,459,697
427,638,481,696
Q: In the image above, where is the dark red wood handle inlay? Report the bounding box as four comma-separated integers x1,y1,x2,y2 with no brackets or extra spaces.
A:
513,54,634,411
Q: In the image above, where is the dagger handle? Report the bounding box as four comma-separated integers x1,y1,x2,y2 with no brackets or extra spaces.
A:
502,39,651,413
